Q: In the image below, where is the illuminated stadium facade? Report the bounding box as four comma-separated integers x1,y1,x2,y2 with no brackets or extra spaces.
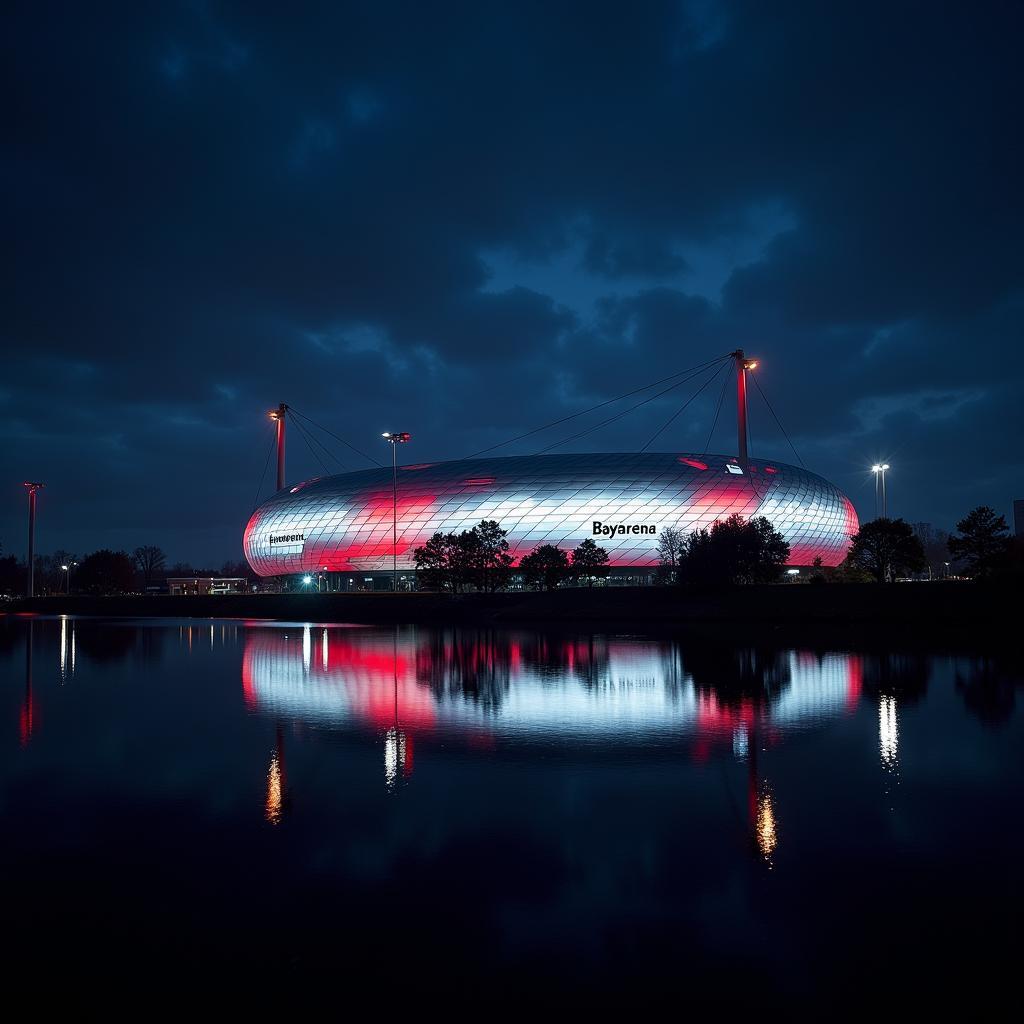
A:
243,451,858,577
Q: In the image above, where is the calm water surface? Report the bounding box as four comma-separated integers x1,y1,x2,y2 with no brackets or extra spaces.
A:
1,616,1021,1003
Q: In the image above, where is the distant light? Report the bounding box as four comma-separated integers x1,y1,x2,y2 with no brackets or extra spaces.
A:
872,464,881,472
786,568,800,575
726,464,744,475
61,564,68,571
302,575,312,585
745,360,758,370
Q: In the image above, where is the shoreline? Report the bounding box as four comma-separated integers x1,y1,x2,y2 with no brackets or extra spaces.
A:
3,582,1016,649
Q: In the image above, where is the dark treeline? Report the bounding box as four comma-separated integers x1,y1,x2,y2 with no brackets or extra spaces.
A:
0,543,255,597
2,504,1019,598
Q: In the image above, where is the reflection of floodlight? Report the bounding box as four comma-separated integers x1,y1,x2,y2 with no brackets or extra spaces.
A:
382,432,412,592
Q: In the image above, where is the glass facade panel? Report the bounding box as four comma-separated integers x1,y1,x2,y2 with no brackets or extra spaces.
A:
243,452,859,574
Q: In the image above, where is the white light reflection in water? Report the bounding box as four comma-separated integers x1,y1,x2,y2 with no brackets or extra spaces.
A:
384,727,408,792
879,696,899,772
58,617,75,682
302,625,311,673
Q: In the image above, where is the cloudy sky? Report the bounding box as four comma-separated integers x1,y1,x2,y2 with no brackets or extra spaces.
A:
4,0,1022,564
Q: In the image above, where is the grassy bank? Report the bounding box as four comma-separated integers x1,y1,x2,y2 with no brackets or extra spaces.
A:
3,582,1016,645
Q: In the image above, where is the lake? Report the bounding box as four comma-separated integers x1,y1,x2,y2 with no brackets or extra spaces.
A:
1,615,1021,1004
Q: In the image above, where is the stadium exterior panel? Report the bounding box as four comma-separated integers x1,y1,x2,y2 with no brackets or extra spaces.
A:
243,452,858,575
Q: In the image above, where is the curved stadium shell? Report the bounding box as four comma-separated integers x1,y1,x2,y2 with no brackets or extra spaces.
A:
243,452,858,575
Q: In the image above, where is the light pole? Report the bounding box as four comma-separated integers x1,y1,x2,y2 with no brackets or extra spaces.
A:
269,404,287,491
23,482,44,598
382,432,412,592
730,350,758,470
872,464,890,518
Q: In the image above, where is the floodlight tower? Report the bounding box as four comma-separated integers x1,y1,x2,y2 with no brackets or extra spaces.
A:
269,404,287,491
872,464,890,518
382,432,412,592
731,350,758,470
23,482,44,598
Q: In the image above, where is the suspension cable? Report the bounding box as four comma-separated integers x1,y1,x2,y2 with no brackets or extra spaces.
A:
290,413,334,477
251,425,277,511
288,406,384,467
465,354,731,460
750,373,805,468
292,412,348,473
534,360,729,455
701,361,733,455
641,360,728,452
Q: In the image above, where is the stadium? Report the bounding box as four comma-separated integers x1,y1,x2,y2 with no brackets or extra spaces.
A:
243,451,858,581
243,353,859,585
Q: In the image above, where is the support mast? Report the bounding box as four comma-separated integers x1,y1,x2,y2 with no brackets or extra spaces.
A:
270,404,287,491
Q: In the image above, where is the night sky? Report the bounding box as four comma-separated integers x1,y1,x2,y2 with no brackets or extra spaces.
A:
4,1,1022,565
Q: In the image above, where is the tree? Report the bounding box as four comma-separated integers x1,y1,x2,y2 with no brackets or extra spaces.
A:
76,550,136,595
413,521,514,592
133,545,167,584
656,526,685,583
519,544,570,591
947,506,1010,578
677,514,791,585
912,522,952,578
0,555,25,597
847,518,926,582
571,538,609,585
414,532,461,592
468,520,514,592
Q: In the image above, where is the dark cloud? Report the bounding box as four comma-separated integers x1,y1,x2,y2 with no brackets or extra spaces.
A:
2,0,1022,562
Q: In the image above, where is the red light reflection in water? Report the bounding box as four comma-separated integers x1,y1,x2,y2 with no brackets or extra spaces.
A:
242,629,866,755
18,698,35,747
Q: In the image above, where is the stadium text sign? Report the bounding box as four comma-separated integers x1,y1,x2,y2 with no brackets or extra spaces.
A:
592,521,656,537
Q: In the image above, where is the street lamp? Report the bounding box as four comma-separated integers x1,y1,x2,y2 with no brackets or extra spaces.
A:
61,562,76,595
382,432,412,593
871,463,890,518
23,482,45,598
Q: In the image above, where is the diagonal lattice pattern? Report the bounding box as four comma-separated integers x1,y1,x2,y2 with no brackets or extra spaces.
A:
243,452,859,574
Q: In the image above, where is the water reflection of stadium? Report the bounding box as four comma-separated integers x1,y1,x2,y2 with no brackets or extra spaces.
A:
242,624,863,747
243,624,876,863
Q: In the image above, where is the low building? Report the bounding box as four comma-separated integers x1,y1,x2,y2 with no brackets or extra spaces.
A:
167,577,248,596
